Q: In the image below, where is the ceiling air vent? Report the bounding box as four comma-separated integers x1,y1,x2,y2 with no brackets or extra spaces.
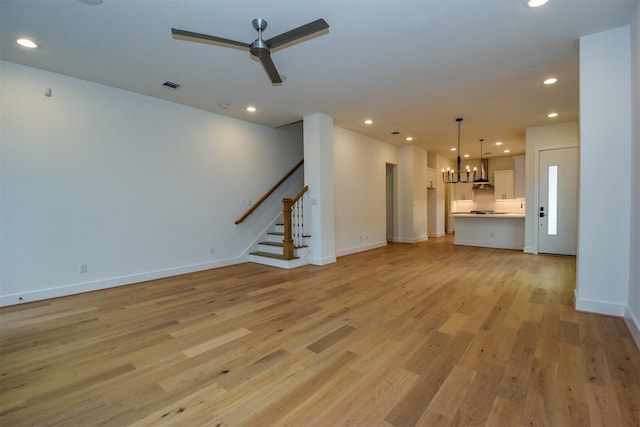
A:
162,81,181,89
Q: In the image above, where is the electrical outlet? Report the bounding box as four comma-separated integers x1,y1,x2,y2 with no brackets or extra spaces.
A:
209,247,215,255
79,263,88,273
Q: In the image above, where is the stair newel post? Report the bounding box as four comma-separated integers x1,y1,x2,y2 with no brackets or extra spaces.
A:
282,197,294,260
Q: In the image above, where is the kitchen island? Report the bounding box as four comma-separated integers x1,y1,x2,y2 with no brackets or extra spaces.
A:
453,212,525,250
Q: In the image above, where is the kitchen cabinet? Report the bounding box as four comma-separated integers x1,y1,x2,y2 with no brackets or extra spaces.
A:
493,170,514,200
453,213,525,250
427,167,436,189
513,155,525,198
454,183,474,201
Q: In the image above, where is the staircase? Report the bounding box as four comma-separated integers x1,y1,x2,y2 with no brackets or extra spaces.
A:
250,222,311,269
233,160,309,269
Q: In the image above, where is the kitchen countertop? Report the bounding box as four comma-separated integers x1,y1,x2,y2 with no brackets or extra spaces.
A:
452,212,525,218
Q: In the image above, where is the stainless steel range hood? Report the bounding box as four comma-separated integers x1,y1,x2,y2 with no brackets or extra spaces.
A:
472,158,493,189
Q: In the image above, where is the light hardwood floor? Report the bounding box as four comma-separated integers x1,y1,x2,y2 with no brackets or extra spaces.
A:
1,236,638,426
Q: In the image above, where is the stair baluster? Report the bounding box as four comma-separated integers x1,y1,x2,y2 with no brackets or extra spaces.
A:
282,186,308,260
282,198,294,260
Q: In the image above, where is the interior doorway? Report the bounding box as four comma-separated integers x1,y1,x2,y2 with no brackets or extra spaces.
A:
386,163,397,242
538,147,578,255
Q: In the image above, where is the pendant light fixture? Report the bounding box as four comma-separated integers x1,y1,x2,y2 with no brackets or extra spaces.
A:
442,118,476,184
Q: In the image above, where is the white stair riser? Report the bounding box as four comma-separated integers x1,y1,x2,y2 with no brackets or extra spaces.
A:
275,224,306,233
258,244,283,255
266,234,310,245
267,233,284,243
249,254,309,269
257,243,309,257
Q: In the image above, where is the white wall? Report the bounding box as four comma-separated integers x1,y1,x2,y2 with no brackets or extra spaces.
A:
523,121,578,254
0,61,303,306
488,156,515,175
627,3,640,345
304,113,336,265
577,26,631,317
412,147,428,241
397,145,428,243
333,126,397,256
432,154,448,237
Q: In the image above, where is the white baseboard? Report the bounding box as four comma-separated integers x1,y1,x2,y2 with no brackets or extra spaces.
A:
575,296,640,350
396,236,428,243
336,241,387,257
0,256,246,307
428,232,446,238
624,307,640,350
575,296,626,317
309,255,337,266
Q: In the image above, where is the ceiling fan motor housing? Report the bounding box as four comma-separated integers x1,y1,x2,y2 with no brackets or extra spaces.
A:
250,38,270,58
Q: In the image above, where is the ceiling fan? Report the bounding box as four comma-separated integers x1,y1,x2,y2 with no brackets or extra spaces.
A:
171,18,329,84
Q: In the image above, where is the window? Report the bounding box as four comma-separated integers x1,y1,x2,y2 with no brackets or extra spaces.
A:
547,165,558,235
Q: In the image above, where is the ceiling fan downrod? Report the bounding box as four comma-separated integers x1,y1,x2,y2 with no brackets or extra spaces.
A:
250,18,269,58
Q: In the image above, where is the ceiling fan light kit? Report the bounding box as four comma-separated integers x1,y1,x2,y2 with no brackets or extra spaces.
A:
171,18,329,85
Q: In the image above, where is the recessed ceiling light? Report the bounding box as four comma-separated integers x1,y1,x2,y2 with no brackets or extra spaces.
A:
364,119,373,125
219,103,230,109
528,0,548,7
547,112,559,118
463,154,470,158
504,149,511,153
17,38,37,48
405,137,413,141
543,77,558,85
246,106,257,112
495,141,503,146
450,148,457,152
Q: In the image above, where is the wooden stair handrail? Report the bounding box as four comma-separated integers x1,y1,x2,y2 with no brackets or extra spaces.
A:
290,185,309,205
235,159,304,225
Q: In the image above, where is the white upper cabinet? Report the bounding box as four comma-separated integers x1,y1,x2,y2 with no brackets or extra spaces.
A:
454,183,474,201
494,170,515,200
513,155,525,198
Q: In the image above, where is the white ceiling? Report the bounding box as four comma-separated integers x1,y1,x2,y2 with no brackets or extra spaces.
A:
1,0,637,160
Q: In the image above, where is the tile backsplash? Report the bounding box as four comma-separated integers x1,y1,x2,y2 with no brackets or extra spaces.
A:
453,188,525,213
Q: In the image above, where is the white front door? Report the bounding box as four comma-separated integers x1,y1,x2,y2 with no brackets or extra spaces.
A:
538,147,578,255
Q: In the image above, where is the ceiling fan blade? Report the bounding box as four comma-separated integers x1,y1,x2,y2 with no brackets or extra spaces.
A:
171,28,250,50
259,55,282,84
265,18,329,49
